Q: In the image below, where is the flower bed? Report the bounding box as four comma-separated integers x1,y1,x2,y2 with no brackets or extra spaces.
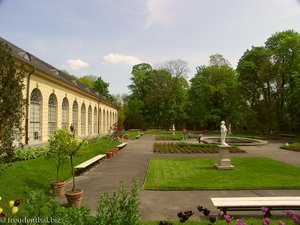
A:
155,136,182,141
153,143,245,154
280,142,300,152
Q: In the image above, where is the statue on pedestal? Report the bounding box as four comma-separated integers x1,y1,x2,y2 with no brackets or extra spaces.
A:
220,121,228,146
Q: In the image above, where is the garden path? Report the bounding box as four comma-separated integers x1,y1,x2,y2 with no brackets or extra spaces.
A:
62,134,155,214
62,135,300,220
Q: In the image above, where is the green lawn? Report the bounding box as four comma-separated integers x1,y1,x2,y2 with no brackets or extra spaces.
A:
0,137,119,211
125,130,143,140
144,157,300,190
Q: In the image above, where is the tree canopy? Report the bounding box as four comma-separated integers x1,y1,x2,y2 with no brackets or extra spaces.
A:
124,30,300,132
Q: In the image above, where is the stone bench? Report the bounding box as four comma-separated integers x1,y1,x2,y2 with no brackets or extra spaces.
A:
75,154,106,170
116,142,128,149
211,197,300,214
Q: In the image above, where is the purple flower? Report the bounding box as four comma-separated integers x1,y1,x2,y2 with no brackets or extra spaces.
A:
261,207,269,213
292,215,299,224
286,210,295,217
218,210,225,217
262,217,271,225
278,220,285,225
236,219,246,225
224,215,232,223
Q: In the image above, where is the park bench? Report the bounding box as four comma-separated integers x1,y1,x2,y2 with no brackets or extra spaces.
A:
136,132,144,139
116,142,128,149
211,197,300,214
74,154,106,170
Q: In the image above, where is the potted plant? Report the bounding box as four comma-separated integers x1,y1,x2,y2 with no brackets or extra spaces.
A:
106,151,113,158
47,129,68,197
62,129,87,207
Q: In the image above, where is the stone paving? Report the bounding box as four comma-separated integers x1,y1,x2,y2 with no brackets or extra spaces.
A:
63,135,300,220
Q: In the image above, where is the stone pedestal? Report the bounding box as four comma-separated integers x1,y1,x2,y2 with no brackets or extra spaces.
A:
215,145,234,170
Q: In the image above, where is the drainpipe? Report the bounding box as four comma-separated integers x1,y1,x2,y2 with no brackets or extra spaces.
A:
25,66,36,145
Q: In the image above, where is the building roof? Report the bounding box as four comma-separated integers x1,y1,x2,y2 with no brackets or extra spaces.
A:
0,37,118,109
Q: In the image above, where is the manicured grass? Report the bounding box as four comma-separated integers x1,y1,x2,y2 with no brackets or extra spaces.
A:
144,157,300,190
126,130,143,140
0,137,119,210
144,130,191,140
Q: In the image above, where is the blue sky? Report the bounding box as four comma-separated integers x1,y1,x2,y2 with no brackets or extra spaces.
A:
1,0,300,94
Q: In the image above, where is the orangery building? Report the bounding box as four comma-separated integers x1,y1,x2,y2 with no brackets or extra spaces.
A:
0,37,118,146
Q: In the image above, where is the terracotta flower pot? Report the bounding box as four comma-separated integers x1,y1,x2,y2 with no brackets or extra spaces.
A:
113,148,119,154
50,181,65,197
65,189,83,207
106,151,113,158
112,148,118,155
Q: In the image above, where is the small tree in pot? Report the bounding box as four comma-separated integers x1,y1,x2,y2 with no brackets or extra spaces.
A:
62,129,87,207
47,129,68,197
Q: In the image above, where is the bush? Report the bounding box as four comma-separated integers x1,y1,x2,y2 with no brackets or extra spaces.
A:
0,145,50,162
280,142,300,152
95,179,140,225
14,146,50,161
16,180,140,225
20,190,93,225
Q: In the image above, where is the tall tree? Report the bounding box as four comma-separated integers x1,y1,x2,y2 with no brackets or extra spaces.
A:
189,55,241,129
78,75,97,88
237,30,300,131
0,41,26,160
125,62,189,129
209,54,231,67
265,30,300,130
93,76,113,101
157,59,190,77
237,46,275,130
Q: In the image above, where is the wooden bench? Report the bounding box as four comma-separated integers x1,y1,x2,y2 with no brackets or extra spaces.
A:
75,154,106,170
211,197,300,214
116,142,128,149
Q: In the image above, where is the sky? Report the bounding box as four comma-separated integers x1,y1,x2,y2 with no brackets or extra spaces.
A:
1,0,300,95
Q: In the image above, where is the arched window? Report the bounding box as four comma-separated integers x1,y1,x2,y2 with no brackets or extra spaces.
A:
48,93,57,136
30,89,42,141
109,112,113,127
81,103,86,135
72,101,78,135
106,110,109,132
103,109,106,133
88,105,92,135
94,107,98,134
98,109,102,134
62,97,69,129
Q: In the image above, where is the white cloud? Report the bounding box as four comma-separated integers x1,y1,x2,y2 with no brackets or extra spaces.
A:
104,53,142,65
66,59,89,70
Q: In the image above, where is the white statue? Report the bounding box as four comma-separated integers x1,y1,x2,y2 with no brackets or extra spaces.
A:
220,121,228,146
172,124,175,135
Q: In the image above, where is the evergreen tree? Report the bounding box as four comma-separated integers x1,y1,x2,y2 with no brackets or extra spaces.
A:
0,41,26,161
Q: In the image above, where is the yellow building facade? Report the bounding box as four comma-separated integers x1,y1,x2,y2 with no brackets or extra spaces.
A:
1,37,118,146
